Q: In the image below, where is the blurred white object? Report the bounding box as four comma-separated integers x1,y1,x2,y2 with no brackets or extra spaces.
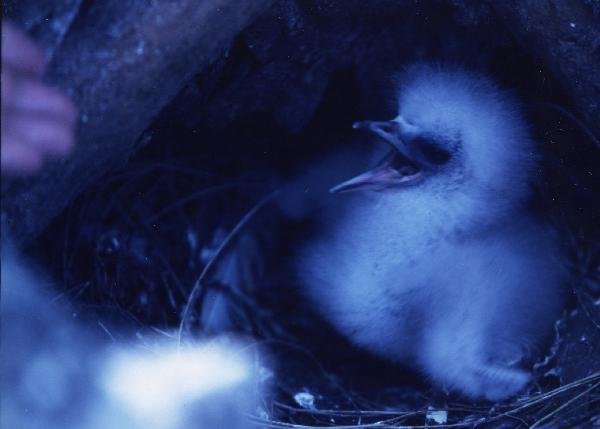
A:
101,341,252,429
1,237,258,429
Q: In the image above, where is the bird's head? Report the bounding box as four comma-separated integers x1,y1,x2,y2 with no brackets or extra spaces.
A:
331,64,537,205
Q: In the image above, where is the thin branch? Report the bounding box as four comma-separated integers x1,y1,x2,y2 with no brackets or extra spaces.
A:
177,190,279,346
529,380,600,428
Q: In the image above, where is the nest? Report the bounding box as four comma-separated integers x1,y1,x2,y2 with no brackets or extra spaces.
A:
29,101,600,428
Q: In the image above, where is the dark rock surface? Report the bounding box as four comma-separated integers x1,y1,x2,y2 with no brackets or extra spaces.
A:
7,0,600,245
487,0,600,139
2,0,273,244
4,0,598,246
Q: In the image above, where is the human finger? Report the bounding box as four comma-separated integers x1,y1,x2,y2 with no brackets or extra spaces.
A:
0,66,16,104
1,21,45,77
1,138,43,174
7,111,75,155
9,78,78,125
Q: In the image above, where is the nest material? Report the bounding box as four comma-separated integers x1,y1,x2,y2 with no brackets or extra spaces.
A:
30,116,600,428
25,5,600,423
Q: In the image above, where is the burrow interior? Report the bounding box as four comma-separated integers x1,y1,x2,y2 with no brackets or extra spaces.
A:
27,1,600,426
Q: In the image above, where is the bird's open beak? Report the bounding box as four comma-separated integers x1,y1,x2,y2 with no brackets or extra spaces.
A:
330,120,422,194
330,158,421,193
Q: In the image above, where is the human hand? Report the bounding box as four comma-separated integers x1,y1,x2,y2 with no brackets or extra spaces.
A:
1,21,77,174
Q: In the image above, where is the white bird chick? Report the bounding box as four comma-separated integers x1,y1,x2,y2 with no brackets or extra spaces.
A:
296,64,566,401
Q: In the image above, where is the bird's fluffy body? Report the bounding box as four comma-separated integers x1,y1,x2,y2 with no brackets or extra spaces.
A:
296,64,566,400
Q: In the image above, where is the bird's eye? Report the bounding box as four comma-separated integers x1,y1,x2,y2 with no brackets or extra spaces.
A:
413,137,451,166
